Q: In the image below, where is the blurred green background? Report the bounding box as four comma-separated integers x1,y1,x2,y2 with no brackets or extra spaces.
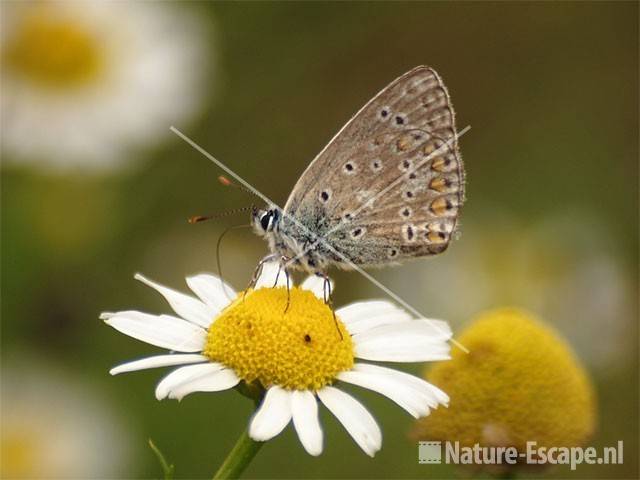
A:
1,1,638,479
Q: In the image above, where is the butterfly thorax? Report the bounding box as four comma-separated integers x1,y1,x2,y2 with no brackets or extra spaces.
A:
252,205,335,273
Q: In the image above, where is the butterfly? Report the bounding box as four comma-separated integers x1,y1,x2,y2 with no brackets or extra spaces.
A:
252,66,464,277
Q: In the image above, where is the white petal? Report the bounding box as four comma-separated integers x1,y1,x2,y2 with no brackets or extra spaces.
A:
424,382,449,406
355,342,450,363
155,363,225,400
291,390,323,456
300,275,333,300
336,300,413,335
185,274,236,313
337,371,425,418
254,262,288,289
102,311,206,352
353,320,451,342
337,301,402,323
317,386,381,457
110,354,208,375
353,363,449,407
353,321,451,362
249,386,292,442
416,319,452,337
338,364,447,418
135,273,215,328
169,368,240,400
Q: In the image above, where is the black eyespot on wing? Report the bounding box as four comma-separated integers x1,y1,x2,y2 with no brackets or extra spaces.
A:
320,191,329,202
395,116,405,125
381,109,389,118
352,228,363,238
304,334,311,342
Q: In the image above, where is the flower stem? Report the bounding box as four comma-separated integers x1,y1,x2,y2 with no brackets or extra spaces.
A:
212,427,263,480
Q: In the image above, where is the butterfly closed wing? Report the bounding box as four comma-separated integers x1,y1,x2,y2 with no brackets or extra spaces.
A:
252,66,465,274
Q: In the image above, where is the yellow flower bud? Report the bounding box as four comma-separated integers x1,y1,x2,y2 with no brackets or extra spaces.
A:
412,308,597,471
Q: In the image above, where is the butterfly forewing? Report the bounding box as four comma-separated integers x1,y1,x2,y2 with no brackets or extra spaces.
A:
283,66,464,268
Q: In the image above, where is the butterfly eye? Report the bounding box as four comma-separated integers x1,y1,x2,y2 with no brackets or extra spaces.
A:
260,211,272,231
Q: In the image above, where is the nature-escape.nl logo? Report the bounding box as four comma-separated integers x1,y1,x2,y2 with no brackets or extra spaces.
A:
418,441,624,471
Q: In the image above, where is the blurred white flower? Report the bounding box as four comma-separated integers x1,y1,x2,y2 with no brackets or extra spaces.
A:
1,1,214,173
1,356,134,478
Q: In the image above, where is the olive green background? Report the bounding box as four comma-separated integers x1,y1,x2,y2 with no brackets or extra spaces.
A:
2,2,638,479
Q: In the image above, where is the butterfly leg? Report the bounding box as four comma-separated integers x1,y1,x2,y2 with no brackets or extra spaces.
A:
244,253,279,301
279,256,292,314
317,271,344,341
283,268,292,314
273,263,283,288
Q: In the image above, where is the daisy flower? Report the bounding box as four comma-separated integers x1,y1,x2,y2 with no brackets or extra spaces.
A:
103,263,451,457
1,1,213,173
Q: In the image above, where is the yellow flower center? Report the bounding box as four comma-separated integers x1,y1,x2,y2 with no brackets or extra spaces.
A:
3,8,104,89
1,428,40,478
205,287,354,391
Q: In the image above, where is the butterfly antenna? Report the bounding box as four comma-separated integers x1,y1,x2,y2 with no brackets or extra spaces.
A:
215,223,252,301
188,205,253,224
218,175,263,201
188,174,264,224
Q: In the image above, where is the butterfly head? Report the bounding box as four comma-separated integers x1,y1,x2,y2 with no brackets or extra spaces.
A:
252,206,281,236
